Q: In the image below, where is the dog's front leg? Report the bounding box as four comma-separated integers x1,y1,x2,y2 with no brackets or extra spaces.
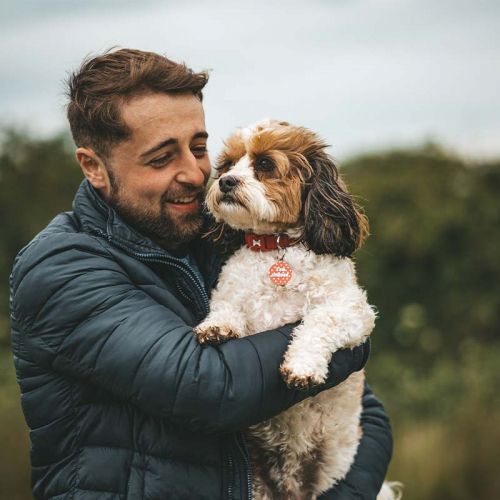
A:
194,307,244,344
195,303,246,345
280,291,375,389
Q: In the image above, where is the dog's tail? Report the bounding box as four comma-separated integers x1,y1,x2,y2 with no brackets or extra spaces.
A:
376,481,404,500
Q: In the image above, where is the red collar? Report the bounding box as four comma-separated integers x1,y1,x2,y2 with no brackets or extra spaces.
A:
244,233,299,252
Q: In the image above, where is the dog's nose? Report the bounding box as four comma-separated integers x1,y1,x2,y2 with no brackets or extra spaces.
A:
219,175,239,193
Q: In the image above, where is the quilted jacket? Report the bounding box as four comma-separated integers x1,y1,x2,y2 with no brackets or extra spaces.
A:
10,180,392,499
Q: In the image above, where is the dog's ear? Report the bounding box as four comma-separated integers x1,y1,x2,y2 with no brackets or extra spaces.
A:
302,150,369,257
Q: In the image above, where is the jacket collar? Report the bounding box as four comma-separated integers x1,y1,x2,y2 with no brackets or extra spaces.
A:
73,180,223,289
73,179,170,255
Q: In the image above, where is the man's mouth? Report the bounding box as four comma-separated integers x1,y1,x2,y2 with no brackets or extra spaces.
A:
164,193,202,213
170,196,198,204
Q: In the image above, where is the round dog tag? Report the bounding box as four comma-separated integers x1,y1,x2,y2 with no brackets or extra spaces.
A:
268,261,293,286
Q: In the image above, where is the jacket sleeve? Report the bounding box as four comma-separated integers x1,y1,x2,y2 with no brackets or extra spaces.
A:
10,233,370,434
317,383,393,500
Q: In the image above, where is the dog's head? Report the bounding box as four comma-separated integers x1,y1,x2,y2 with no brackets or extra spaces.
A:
206,119,369,257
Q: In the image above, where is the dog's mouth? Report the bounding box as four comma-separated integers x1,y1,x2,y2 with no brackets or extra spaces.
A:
219,193,246,208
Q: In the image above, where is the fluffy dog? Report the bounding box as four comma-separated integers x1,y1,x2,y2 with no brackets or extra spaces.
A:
195,120,399,500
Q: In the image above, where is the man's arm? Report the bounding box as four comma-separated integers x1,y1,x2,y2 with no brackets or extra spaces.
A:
10,232,369,434
318,383,393,499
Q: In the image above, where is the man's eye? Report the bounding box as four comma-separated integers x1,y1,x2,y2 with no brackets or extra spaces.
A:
192,146,208,157
149,154,172,168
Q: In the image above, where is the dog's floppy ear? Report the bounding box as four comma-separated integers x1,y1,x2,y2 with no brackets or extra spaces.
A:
302,150,369,257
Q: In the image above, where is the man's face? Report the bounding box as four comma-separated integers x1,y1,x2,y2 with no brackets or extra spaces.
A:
103,92,211,251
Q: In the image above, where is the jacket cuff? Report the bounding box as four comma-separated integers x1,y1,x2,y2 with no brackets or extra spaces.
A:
321,338,371,392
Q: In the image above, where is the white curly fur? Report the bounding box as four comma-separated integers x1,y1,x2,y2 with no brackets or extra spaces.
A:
197,244,374,498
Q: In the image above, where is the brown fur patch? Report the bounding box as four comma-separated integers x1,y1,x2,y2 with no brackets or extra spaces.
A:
216,131,247,174
300,446,325,500
248,125,326,158
244,128,319,227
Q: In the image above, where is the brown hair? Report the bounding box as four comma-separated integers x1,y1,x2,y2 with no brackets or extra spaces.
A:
66,48,209,158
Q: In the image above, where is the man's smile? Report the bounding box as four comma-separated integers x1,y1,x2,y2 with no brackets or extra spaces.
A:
165,197,200,213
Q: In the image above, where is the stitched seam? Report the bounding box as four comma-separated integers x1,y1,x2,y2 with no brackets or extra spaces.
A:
128,327,174,397
215,349,232,430
13,244,123,306
31,270,94,325
169,330,198,417
69,384,83,500
24,321,58,355
89,318,127,376
55,290,151,359
81,444,219,466
69,487,126,495
69,284,132,324
141,454,147,499
125,450,136,500
47,488,124,499
241,337,266,422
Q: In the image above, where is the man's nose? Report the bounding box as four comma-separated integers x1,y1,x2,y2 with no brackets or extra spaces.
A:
176,152,207,187
219,175,239,193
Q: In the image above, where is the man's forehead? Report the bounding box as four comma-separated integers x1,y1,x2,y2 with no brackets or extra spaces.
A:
120,92,205,135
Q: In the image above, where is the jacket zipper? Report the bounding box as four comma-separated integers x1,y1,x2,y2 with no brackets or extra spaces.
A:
236,432,253,500
226,450,234,500
225,433,252,500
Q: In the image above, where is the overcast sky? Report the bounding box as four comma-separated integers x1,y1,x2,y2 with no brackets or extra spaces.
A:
1,0,499,159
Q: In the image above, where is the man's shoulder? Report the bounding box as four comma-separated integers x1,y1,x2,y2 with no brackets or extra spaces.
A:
11,210,109,291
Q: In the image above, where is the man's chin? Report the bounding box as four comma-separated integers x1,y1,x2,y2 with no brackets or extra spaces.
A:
160,206,204,243
112,202,203,250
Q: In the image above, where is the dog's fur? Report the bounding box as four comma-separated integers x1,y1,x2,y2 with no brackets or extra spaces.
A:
195,120,400,499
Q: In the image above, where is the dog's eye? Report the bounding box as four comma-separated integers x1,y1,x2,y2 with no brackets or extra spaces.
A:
255,157,274,172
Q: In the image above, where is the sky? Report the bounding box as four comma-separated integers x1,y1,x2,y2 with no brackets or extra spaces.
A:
1,0,499,160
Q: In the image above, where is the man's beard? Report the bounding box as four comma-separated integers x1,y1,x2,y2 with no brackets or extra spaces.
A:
107,169,205,252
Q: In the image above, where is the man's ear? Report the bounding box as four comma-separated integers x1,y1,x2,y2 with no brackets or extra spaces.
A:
76,147,111,197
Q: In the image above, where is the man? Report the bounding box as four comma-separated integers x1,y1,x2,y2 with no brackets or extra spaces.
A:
10,49,392,499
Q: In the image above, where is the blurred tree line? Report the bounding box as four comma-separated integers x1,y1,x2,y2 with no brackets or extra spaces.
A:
0,129,499,499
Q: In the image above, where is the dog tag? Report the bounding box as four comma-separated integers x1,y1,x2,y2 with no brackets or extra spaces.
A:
268,260,293,286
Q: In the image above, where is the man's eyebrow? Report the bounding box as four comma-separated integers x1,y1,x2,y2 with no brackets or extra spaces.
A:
139,132,209,160
193,131,209,141
140,138,178,160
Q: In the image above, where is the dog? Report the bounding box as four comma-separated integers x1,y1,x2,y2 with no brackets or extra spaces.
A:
195,120,401,500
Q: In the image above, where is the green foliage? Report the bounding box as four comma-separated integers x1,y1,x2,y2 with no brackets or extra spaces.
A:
0,131,499,499
343,145,500,367
0,129,82,345
0,350,30,500
341,145,500,499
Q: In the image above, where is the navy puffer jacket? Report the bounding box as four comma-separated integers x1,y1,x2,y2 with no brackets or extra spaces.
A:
10,180,391,499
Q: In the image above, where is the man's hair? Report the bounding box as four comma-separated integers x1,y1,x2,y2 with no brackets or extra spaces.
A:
66,48,209,158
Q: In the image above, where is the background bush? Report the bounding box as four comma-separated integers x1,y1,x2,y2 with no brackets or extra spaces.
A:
1,130,498,499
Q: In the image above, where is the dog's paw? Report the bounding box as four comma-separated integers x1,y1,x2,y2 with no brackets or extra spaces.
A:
194,324,240,345
279,362,327,390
